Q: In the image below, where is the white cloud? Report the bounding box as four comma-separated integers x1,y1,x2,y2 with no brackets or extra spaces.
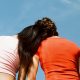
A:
60,0,80,10
61,0,71,4
55,0,80,22
73,2,80,10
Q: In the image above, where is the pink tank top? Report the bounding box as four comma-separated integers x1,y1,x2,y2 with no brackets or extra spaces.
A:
0,36,19,77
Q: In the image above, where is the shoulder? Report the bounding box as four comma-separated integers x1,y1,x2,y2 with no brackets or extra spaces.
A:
0,35,18,49
32,55,39,67
33,55,39,63
0,35,18,42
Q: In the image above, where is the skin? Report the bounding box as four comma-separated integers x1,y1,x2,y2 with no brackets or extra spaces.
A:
0,73,15,80
17,54,39,80
27,55,39,80
0,55,79,80
27,49,80,80
0,54,39,80
0,35,39,80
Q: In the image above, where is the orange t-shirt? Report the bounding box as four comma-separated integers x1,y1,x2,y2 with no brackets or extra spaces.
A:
37,36,80,80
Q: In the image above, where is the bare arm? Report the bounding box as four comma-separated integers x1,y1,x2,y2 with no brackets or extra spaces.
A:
27,55,39,80
0,73,15,80
18,65,27,80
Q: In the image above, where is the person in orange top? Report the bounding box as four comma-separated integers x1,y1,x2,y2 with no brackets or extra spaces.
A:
28,17,80,80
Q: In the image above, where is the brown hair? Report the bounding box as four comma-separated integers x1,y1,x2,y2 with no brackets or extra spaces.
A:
17,17,58,80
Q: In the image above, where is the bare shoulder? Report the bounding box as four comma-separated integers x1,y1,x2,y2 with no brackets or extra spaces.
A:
31,55,39,68
33,55,39,62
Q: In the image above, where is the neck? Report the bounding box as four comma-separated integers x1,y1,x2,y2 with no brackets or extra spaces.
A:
52,36,60,38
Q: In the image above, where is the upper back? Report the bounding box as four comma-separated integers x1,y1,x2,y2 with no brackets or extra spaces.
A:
38,36,79,62
0,36,19,78
37,36,80,79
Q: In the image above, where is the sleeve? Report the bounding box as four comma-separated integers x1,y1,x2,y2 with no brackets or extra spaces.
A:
78,48,80,57
35,46,41,57
36,51,39,56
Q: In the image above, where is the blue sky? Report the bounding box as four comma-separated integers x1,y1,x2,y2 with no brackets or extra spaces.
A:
0,0,80,80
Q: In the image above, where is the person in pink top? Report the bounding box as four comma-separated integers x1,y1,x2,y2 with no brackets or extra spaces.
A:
28,18,80,80
0,17,55,80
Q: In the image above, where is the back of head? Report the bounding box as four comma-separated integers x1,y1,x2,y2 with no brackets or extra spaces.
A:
33,17,58,38
18,17,58,80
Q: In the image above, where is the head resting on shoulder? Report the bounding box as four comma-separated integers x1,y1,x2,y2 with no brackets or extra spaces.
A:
18,17,59,80
33,17,59,39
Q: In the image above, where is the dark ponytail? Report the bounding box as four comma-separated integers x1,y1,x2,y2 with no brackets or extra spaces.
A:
17,17,59,80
